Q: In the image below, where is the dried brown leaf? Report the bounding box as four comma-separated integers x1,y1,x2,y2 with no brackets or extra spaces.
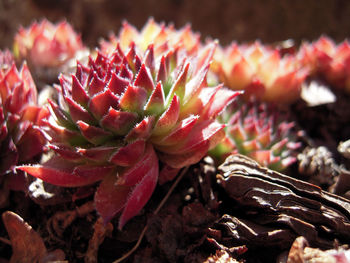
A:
2,211,65,263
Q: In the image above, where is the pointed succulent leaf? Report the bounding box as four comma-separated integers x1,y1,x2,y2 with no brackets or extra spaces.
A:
107,73,129,96
125,116,155,142
152,95,180,136
8,82,26,114
21,105,49,124
271,138,288,156
152,115,199,146
77,121,113,145
16,126,47,162
73,164,115,178
134,63,154,93
49,144,83,162
88,72,106,96
78,146,118,163
65,96,96,125
119,84,148,113
118,157,158,229
48,100,76,130
156,56,167,83
100,108,138,135
116,143,156,186
144,82,165,115
45,119,87,146
183,63,209,104
70,75,90,107
88,89,119,120
156,120,225,154
166,62,189,102
201,86,242,119
18,156,104,187
144,44,155,75
109,139,146,167
95,174,132,224
159,140,210,168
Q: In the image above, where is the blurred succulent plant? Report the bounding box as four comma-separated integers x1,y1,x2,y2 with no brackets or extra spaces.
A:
0,50,15,70
19,40,240,228
0,56,48,205
212,41,307,104
210,99,300,171
13,19,88,85
298,36,350,93
14,19,85,68
100,18,201,57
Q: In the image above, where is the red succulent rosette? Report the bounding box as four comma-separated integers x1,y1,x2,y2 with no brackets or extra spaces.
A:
14,19,85,68
213,41,307,104
0,61,48,192
210,99,300,171
19,41,240,228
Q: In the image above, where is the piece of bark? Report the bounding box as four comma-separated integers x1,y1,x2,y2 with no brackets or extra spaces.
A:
216,154,350,249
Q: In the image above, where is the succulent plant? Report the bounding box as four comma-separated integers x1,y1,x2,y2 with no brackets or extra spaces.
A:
0,50,15,70
13,19,85,68
100,18,201,57
212,41,307,104
298,36,350,93
14,19,85,68
19,41,240,228
0,59,48,199
210,99,300,171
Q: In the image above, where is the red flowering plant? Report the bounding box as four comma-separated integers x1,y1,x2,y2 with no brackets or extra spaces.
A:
18,40,240,228
0,51,48,206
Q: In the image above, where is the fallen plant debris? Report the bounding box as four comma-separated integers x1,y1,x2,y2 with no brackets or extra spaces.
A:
216,154,350,258
2,211,65,263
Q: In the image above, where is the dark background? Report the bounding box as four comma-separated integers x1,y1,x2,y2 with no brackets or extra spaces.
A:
0,0,349,49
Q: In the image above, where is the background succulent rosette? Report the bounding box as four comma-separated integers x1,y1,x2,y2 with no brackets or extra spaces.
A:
298,36,350,93
212,41,308,104
13,19,88,85
0,52,48,206
210,99,300,171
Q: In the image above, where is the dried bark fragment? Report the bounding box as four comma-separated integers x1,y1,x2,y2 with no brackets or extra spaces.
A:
216,154,350,249
211,215,296,250
2,211,65,263
332,169,350,197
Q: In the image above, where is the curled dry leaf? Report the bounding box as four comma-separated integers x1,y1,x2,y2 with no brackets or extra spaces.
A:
2,211,65,263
